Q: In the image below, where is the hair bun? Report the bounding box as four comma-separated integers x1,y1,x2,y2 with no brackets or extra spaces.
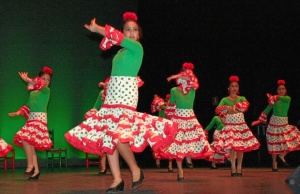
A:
42,66,53,75
123,12,137,21
182,62,194,70
277,79,285,85
229,76,239,82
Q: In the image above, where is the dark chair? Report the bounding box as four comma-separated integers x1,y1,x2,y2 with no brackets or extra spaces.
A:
0,147,16,171
46,129,67,169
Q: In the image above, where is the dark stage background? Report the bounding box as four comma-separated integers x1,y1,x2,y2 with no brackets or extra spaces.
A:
1,0,300,168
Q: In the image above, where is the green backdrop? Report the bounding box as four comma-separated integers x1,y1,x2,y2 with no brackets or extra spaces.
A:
0,1,137,159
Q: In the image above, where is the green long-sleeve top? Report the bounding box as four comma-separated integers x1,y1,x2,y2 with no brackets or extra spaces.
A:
158,105,167,118
92,91,104,110
169,87,195,109
205,116,224,131
111,37,143,76
217,96,247,108
262,96,291,117
27,87,50,112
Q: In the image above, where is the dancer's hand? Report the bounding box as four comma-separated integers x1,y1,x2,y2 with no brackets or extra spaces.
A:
251,120,260,126
18,72,30,82
84,18,97,32
8,111,20,117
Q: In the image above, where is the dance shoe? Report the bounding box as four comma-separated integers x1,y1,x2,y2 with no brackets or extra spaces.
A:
28,172,40,181
98,169,107,176
106,180,124,193
276,155,289,167
132,170,144,190
25,167,35,175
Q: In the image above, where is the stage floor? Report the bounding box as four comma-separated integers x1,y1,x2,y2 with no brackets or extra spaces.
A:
0,166,294,194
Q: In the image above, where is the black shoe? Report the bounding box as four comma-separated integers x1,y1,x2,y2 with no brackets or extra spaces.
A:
177,174,184,182
25,167,35,175
277,155,289,167
236,173,243,177
185,159,193,168
168,168,173,173
28,172,40,181
106,180,124,193
98,169,107,176
272,168,278,172
132,170,144,190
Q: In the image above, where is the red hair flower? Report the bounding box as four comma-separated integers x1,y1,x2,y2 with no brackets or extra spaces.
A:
182,62,194,70
229,76,239,82
123,12,137,21
277,79,285,85
166,94,170,99
42,66,53,75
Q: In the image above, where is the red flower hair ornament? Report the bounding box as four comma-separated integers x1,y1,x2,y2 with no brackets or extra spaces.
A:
42,66,53,75
123,12,137,21
166,94,170,99
229,76,239,82
277,79,285,85
182,62,194,70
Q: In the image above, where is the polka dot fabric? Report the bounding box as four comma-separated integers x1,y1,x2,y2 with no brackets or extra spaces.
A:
14,112,53,151
0,138,13,157
266,115,300,154
157,108,214,161
211,113,260,154
209,130,230,164
65,76,178,155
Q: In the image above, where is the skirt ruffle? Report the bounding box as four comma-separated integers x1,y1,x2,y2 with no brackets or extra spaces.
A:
14,112,53,151
266,115,300,154
157,109,214,161
0,138,13,157
208,130,230,164
65,104,178,155
211,113,260,154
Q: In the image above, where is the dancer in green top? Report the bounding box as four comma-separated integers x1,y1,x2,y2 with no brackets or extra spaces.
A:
252,79,300,172
205,115,230,169
65,12,178,193
211,75,260,177
160,62,213,181
9,66,53,181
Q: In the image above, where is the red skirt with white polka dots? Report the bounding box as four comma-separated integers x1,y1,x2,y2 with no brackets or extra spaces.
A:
0,138,13,157
65,76,178,155
266,115,300,154
14,112,53,151
211,112,260,154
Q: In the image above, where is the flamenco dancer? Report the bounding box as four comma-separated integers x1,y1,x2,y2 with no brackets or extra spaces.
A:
252,79,300,171
9,66,53,180
65,12,177,193
211,75,260,177
205,115,230,169
159,62,214,181
151,94,174,172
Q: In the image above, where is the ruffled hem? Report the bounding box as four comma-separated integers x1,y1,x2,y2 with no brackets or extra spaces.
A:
13,119,53,151
65,105,178,155
0,143,13,157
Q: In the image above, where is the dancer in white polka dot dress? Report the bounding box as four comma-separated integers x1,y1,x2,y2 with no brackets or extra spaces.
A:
65,12,178,193
9,66,53,180
159,62,214,181
252,79,300,172
211,76,260,177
